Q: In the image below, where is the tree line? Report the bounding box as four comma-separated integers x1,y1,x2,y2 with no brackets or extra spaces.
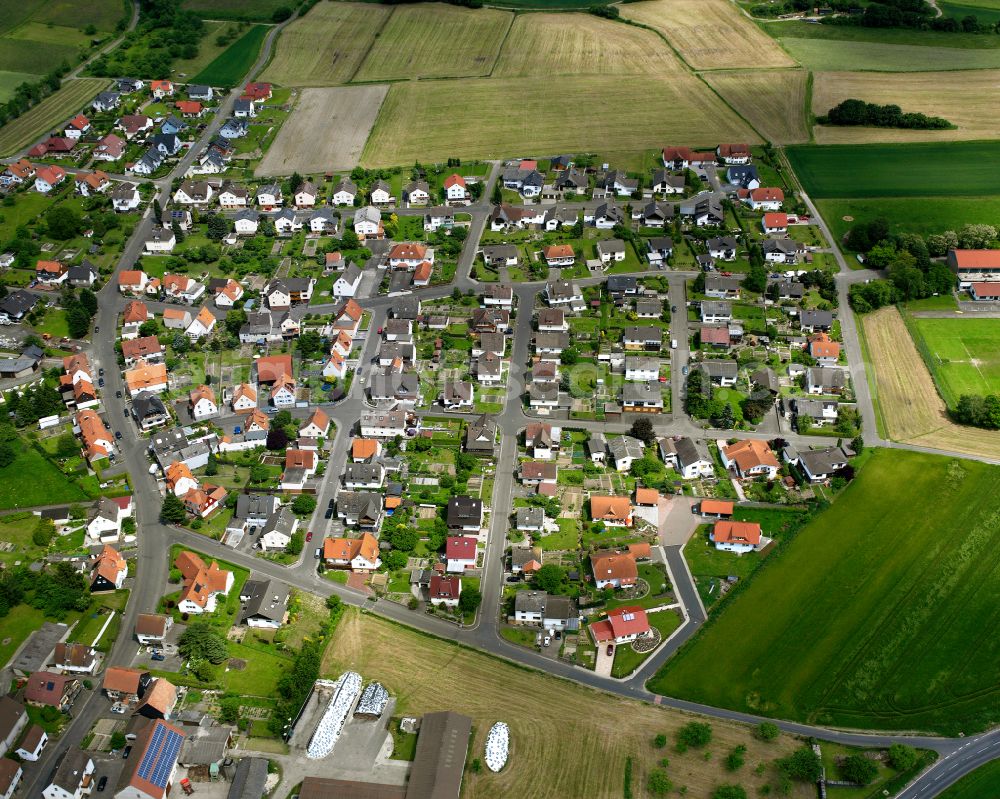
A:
818,99,953,130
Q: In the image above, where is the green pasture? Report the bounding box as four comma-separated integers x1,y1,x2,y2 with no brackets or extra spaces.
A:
650,449,1000,735
787,142,1000,199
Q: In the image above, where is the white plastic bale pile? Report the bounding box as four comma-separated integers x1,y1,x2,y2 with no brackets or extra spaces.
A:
485,721,509,772
306,671,363,759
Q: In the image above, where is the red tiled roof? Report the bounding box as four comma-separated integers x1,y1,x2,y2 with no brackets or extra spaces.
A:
446,536,477,560
712,520,762,546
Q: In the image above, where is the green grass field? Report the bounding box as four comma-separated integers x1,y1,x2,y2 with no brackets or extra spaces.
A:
0,37,78,74
818,196,1000,243
0,77,108,156
939,0,1000,21
787,141,1000,198
909,318,1000,407
0,604,48,669
0,445,90,510
938,759,1000,798
191,24,267,87
650,449,1000,734
780,36,1000,70
763,20,1000,49
181,0,290,21
0,69,43,101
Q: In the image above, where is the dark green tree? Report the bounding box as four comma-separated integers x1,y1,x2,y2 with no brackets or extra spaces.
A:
160,493,187,523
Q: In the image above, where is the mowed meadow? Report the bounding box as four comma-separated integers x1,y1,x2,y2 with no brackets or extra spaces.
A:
325,610,822,799
909,317,1000,407
650,449,1000,735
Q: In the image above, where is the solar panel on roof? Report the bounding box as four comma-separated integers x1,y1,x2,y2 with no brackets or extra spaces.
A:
138,723,167,781
152,729,183,787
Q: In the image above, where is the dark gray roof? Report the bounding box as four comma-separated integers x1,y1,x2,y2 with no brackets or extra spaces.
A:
799,446,848,476
13,622,67,674
406,711,472,799
227,758,269,799
234,494,279,520
675,436,708,468
447,495,482,526
696,360,738,379
240,579,288,623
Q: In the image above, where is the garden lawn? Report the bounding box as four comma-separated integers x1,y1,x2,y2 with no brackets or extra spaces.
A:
787,141,1000,199
611,609,681,678
223,641,292,696
909,317,1000,408
651,449,1000,734
0,604,47,669
0,444,90,510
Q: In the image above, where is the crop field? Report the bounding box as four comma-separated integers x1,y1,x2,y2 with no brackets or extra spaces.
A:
493,12,685,77
704,70,809,144
782,38,1000,71
191,23,267,86
860,307,1000,457
939,0,1000,21
622,0,794,70
909,318,1000,407
652,448,1000,734
362,74,757,167
258,85,388,175
325,610,820,799
786,141,1000,198
353,4,512,81
260,2,392,87
181,0,290,21
939,759,1000,798
812,70,1000,143
0,77,108,157
819,196,1000,243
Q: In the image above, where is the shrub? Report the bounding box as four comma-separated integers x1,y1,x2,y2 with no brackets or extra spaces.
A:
755,722,779,741
713,786,747,799
653,733,667,748
647,769,672,796
888,743,918,772
778,747,822,782
839,754,878,786
726,745,746,771
676,722,712,750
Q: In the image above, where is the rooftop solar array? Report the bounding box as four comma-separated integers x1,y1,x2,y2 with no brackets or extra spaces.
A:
137,722,184,788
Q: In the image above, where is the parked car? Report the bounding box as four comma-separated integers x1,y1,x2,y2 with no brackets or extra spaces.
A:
606,644,614,656
97,777,108,792
98,368,104,377
306,531,313,541
122,746,132,759
115,390,122,398
151,652,165,662
115,431,122,440
98,377,105,387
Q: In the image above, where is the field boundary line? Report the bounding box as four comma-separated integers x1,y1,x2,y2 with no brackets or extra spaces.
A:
486,10,518,78
900,309,957,409
855,312,890,441
347,6,398,85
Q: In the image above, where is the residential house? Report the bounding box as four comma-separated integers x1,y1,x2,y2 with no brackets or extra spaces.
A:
89,541,128,588
794,446,849,482
42,750,93,799
589,495,632,527
800,310,835,333
623,325,662,351
809,332,841,365
695,360,738,387
323,533,381,571
646,236,674,265
726,164,760,189
369,179,393,206
762,238,805,264
806,366,846,395
175,551,233,614
745,187,784,211
607,435,645,471
0,698,27,754
447,496,483,532
590,551,638,590
115,719,186,799
24,672,78,711
590,606,651,646
525,422,560,459
240,579,290,627
429,575,461,609
331,178,357,206
34,165,67,193
444,173,468,202
112,182,142,213
93,133,125,162
51,643,97,675
144,225,175,253
403,180,430,207
135,615,171,646
336,491,383,533
445,536,478,572
721,439,779,479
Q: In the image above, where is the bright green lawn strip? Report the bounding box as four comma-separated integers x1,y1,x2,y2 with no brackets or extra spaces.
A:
191,24,268,88
780,36,1000,70
787,142,1000,199
908,317,1000,407
0,69,42,102
763,20,1000,48
938,758,1000,798
817,196,1000,245
538,518,579,551
0,39,77,77
651,449,1000,734
903,294,959,312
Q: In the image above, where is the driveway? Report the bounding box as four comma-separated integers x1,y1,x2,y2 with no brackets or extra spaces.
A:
658,495,700,547
594,643,614,678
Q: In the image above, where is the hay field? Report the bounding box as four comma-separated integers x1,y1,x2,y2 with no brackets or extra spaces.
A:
362,74,758,166
0,78,107,156
353,4,512,81
704,70,809,144
257,85,388,176
324,610,817,799
813,70,1000,143
493,12,686,77
860,307,1000,457
781,37,1000,72
260,2,392,86
621,0,795,70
